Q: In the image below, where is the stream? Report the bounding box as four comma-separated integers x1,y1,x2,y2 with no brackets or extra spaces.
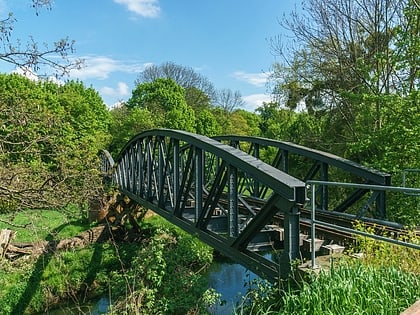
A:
41,256,267,315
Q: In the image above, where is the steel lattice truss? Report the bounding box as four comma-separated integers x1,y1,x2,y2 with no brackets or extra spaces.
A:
214,136,391,219
101,130,392,281
101,129,306,281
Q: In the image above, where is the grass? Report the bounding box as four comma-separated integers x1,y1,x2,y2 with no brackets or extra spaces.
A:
276,261,419,315
0,209,216,315
0,206,91,242
235,260,420,315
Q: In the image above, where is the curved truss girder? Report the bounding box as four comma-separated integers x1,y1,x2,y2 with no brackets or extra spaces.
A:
103,129,306,281
214,135,391,219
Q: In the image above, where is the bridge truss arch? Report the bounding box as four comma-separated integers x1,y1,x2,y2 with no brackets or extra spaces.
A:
214,136,391,220
102,129,306,281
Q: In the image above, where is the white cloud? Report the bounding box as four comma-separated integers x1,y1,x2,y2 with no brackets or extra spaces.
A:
114,0,160,18
101,82,130,98
69,56,150,80
13,67,39,81
232,71,271,87
242,93,272,112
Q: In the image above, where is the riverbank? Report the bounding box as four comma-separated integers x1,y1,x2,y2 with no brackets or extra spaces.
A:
0,210,217,314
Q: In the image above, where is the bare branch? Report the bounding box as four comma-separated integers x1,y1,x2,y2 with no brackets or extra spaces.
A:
0,1,83,77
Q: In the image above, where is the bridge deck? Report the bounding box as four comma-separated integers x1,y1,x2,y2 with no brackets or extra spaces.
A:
101,129,395,281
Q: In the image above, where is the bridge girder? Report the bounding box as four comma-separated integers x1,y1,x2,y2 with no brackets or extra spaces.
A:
102,129,306,281
100,130,395,281
215,135,391,219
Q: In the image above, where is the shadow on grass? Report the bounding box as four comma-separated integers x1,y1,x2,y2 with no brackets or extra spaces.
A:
10,220,108,315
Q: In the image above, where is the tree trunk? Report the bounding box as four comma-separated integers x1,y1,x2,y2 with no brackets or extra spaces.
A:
2,225,110,260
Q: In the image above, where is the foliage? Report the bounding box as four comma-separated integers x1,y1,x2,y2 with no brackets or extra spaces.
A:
276,262,419,315
135,61,217,110
237,262,419,315
0,73,111,212
108,105,156,156
350,221,420,274
108,216,215,315
227,109,261,136
267,0,419,169
0,214,215,314
392,0,420,93
195,109,222,137
127,78,196,132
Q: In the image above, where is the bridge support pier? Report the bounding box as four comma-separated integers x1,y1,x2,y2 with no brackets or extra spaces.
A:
280,205,301,277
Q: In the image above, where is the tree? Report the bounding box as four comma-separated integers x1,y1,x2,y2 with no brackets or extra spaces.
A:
256,102,297,140
267,0,420,164
136,62,216,111
392,0,420,93
108,105,156,156
270,0,407,125
0,0,82,77
0,74,110,212
225,109,261,136
127,78,196,132
214,88,245,113
195,109,221,137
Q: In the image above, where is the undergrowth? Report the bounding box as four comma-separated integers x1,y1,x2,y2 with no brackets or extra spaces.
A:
0,213,217,314
236,222,420,315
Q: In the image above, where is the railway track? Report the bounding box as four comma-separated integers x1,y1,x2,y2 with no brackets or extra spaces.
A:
201,193,418,249
236,196,418,246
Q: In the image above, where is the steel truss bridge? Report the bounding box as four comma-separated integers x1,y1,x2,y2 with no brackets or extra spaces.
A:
101,129,392,282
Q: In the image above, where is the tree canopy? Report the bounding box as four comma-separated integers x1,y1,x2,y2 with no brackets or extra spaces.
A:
0,73,110,211
127,78,196,131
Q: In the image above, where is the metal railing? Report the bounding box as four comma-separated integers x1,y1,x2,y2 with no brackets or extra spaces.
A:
403,169,420,196
307,180,420,269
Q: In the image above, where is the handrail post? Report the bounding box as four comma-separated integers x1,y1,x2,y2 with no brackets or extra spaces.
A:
311,183,318,269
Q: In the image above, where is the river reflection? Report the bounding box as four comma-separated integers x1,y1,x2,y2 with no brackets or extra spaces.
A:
207,253,274,315
41,255,272,315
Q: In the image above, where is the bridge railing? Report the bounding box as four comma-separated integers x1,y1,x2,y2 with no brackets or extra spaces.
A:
103,129,307,281
308,180,420,269
214,136,391,220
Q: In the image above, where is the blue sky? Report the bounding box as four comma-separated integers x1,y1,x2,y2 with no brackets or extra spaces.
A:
1,0,297,111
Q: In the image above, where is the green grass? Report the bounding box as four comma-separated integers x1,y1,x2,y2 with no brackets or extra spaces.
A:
278,262,419,315
0,206,91,242
236,261,420,315
0,211,216,315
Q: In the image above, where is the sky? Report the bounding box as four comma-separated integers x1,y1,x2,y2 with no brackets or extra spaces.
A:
1,0,298,112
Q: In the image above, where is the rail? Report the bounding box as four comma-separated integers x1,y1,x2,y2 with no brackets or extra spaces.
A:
307,180,420,269
214,136,391,218
102,129,306,280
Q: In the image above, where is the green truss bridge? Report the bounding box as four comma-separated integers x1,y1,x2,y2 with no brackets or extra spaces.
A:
100,129,400,282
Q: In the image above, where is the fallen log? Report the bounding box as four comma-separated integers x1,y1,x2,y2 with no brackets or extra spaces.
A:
2,225,111,260
2,192,147,260
0,229,16,258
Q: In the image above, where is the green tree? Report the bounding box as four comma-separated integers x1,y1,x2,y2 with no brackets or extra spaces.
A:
393,0,420,93
108,105,156,156
0,73,110,212
270,0,407,131
127,78,195,132
195,109,221,137
135,62,216,111
256,102,297,140
225,109,261,136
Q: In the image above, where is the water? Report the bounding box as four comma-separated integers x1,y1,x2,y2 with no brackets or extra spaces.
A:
41,258,267,315
207,258,261,314
40,297,110,315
